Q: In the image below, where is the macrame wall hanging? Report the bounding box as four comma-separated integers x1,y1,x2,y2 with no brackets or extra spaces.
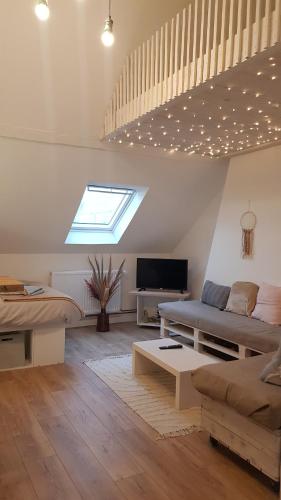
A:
240,202,257,259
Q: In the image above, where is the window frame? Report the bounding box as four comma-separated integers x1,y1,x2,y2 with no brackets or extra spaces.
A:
71,184,136,233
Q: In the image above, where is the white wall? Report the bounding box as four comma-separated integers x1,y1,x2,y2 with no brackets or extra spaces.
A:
173,192,225,298
0,137,227,254
206,144,281,286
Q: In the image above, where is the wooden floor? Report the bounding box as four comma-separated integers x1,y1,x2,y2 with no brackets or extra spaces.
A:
0,323,277,500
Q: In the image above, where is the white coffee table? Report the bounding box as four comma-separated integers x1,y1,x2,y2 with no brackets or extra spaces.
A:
132,338,219,410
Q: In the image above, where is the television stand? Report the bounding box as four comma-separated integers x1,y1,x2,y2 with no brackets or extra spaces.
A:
129,289,191,328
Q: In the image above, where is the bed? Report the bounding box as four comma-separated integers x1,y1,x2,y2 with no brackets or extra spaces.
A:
0,286,84,370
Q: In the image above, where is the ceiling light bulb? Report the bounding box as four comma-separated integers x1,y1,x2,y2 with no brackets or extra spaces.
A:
35,0,50,21
101,19,114,46
101,1,114,47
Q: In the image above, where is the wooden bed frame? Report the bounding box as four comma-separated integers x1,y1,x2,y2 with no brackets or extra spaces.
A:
202,396,281,496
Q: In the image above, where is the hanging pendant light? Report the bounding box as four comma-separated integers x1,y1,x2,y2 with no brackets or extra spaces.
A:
35,0,50,21
101,0,114,47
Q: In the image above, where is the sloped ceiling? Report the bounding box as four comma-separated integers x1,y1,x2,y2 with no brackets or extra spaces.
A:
0,0,191,147
0,137,227,253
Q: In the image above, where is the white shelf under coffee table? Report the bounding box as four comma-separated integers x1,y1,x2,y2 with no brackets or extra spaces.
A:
132,338,219,410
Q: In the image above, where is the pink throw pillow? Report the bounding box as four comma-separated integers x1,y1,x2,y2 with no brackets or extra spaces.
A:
252,282,281,325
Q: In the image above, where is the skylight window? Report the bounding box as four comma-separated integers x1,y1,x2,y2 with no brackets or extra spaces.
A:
65,183,148,245
72,186,135,231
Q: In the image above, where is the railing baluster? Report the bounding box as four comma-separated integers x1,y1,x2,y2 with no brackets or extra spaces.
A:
150,35,154,109
134,49,137,120
272,0,281,44
155,30,159,108
244,0,253,60
198,0,207,84
236,0,244,64
169,17,175,99
204,0,213,81
174,12,180,97
159,26,164,105
185,2,192,91
137,46,141,118
227,0,235,69
262,0,272,49
179,8,186,95
191,0,198,87
253,0,262,54
141,43,146,115
218,0,227,73
210,0,219,78
163,22,168,103
146,39,150,114
130,53,133,121
126,56,129,125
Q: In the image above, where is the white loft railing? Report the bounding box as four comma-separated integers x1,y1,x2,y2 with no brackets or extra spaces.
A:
102,0,281,139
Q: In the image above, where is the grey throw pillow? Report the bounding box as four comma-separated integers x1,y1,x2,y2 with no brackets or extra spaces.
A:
260,341,281,386
201,280,231,310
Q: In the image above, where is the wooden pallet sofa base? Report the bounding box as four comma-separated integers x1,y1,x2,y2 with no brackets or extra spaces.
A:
202,396,281,493
159,300,281,360
160,317,263,360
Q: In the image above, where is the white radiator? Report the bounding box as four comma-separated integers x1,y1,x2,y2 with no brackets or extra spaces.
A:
51,270,122,316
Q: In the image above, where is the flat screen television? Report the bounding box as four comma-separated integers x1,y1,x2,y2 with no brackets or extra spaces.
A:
136,258,188,291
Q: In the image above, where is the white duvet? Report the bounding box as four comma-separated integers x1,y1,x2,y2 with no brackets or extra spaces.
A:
0,286,84,328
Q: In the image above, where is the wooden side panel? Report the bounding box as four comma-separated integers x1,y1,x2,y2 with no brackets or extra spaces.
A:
202,397,281,481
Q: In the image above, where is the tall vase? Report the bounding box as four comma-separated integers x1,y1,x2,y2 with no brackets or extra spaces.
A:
96,308,110,332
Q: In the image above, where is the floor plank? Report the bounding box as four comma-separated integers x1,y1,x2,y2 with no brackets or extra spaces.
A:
0,323,277,500
39,415,124,500
24,455,82,500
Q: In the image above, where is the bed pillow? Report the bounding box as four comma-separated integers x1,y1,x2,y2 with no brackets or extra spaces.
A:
225,281,259,317
201,280,231,310
252,282,281,325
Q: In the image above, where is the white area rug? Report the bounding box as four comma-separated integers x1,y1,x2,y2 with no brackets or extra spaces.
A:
85,355,201,439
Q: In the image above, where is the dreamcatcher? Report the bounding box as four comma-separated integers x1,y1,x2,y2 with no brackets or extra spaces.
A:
240,203,257,259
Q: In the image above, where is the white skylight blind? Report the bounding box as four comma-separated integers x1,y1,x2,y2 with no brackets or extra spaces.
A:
72,185,135,231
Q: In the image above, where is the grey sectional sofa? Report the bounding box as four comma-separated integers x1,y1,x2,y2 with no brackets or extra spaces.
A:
159,300,281,359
